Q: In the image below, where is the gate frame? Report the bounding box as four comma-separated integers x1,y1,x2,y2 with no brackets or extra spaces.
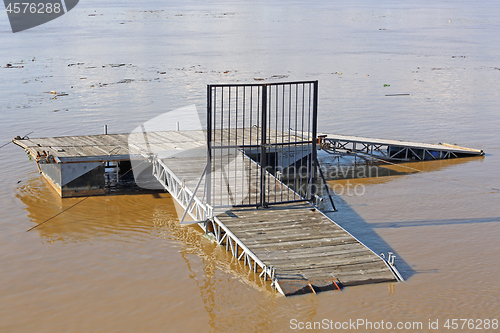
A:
206,81,319,208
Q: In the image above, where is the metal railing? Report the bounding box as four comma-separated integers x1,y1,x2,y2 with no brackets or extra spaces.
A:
152,156,212,224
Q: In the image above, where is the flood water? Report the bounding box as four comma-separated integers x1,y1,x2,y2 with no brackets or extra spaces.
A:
1,1,500,332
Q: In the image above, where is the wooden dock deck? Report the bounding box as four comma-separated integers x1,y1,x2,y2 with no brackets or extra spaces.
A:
217,203,398,295
14,128,485,295
153,143,401,295
13,129,404,295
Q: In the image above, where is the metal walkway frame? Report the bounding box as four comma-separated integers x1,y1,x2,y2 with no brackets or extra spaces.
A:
319,134,484,162
151,153,284,288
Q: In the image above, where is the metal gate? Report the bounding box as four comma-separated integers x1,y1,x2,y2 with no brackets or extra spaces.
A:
206,81,318,208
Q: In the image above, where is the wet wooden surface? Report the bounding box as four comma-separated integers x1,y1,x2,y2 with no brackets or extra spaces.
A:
217,202,397,292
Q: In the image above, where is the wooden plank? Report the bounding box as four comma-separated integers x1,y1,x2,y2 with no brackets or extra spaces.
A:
233,228,349,244
276,262,395,280
275,260,391,275
258,247,373,262
247,237,358,251
266,253,382,269
335,272,397,286
236,230,354,245
221,220,344,234
257,242,368,257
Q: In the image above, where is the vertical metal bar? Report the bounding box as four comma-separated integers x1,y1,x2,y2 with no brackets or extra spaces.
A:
287,84,292,201
297,83,304,198
206,85,212,207
281,84,285,202
250,86,254,205
260,84,268,208
310,81,318,201
227,87,231,206
220,87,224,207
307,83,310,196
316,157,337,212
294,84,299,196
274,84,278,204
235,87,238,204
242,86,246,204
306,83,311,198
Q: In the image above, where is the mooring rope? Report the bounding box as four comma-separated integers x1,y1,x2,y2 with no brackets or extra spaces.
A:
26,196,90,232
1,131,34,150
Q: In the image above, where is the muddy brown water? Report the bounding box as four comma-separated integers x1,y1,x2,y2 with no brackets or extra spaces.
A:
1,1,499,332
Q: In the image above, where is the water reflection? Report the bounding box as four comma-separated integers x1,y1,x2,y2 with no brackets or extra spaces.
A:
16,175,168,242
325,155,485,186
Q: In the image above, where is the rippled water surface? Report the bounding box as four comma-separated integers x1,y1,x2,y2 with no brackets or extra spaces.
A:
1,1,499,332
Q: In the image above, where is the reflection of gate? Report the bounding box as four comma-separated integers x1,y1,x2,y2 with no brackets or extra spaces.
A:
206,81,318,208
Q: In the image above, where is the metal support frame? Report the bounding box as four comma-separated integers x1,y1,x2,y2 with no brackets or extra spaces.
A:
152,154,279,290
152,156,213,224
315,156,337,212
323,138,465,162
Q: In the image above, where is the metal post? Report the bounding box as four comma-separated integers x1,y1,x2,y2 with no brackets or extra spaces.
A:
260,85,268,208
206,85,212,207
310,81,318,201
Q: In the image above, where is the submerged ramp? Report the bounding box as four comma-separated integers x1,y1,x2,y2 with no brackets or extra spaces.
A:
319,133,484,161
217,203,398,296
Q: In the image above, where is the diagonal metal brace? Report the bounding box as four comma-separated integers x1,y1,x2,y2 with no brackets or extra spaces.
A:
180,164,208,224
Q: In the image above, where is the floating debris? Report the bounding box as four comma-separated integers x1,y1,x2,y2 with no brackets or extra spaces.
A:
97,79,135,87
383,84,390,87
271,75,289,79
5,63,23,68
